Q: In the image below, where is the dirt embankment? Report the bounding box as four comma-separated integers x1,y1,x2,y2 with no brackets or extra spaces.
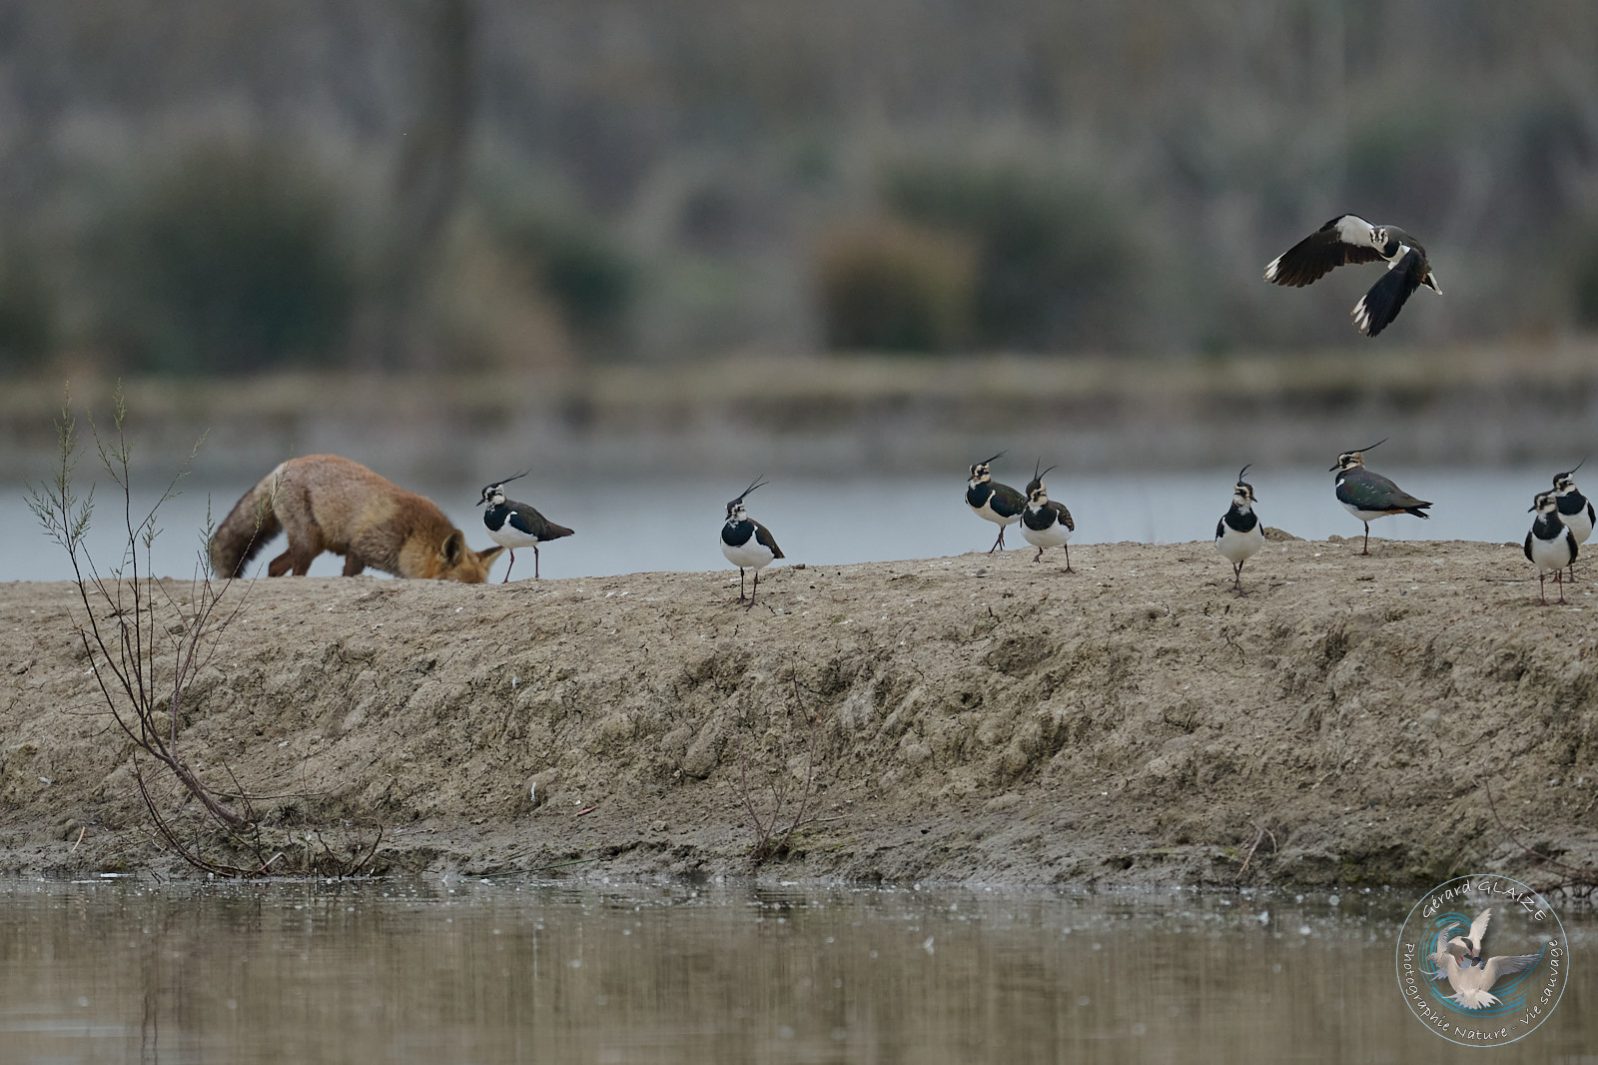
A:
2,539,1595,888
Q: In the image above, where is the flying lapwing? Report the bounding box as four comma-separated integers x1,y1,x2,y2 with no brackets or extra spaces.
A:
1265,215,1442,336
1526,491,1578,605
1330,440,1431,555
1553,460,1594,580
1428,907,1543,1010
966,452,1026,554
478,473,574,582
1019,460,1076,569
1215,464,1265,593
720,476,784,608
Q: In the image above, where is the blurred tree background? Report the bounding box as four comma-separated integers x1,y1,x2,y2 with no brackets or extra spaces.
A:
2,0,1597,375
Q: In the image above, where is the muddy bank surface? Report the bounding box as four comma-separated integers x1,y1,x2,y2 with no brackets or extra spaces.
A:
2,539,1595,888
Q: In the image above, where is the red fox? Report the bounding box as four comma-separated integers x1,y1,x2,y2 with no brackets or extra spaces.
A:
210,454,504,582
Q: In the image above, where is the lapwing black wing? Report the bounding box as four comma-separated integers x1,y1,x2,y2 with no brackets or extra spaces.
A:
1553,460,1594,580
1351,247,1430,337
1266,215,1441,336
1526,491,1578,606
478,473,575,582
1020,461,1075,570
1264,215,1389,287
1330,440,1431,555
1215,464,1265,593
966,451,1026,553
721,476,784,608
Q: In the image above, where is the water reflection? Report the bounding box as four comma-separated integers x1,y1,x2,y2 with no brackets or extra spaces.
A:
0,879,1591,1063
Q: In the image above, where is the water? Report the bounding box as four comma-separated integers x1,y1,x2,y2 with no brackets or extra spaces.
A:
0,879,1590,1064
0,466,1558,583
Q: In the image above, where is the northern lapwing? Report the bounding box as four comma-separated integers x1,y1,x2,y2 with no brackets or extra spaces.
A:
1215,464,1265,593
1330,440,1431,554
478,473,574,582
1265,215,1442,336
1553,461,1594,579
1526,490,1578,605
966,451,1025,554
720,476,784,608
1019,460,1075,569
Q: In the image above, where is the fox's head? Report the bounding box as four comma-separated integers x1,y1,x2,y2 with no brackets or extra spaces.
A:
414,530,505,583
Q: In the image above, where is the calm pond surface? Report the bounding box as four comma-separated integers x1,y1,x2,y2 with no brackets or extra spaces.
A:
0,466,1564,583
0,878,1591,1064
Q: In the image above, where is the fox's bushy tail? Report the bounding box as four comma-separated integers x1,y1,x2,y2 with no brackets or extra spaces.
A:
209,469,283,578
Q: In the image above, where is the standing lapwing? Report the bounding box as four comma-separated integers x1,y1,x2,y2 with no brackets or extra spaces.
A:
1215,464,1265,593
1265,215,1442,336
478,473,575,582
966,452,1026,554
720,476,784,608
1330,440,1431,555
1526,491,1578,605
1020,460,1076,569
1552,461,1594,580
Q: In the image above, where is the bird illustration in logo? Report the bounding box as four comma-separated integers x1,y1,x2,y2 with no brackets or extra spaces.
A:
1426,908,1543,1009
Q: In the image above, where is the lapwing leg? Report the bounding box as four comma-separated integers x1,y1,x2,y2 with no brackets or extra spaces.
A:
1063,543,1073,573
738,567,747,602
503,549,515,584
1361,523,1371,556
1558,569,1567,605
987,527,1004,554
747,569,759,610
1033,546,1043,563
534,543,541,580
1538,571,1547,606
1233,561,1243,592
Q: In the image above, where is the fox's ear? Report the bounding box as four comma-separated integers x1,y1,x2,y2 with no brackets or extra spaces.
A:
442,530,465,567
478,545,506,566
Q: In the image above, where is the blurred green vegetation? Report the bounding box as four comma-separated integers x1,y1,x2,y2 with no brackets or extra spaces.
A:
0,0,1595,375
879,161,1146,352
0,240,56,368
814,219,975,353
85,146,357,374
492,201,638,346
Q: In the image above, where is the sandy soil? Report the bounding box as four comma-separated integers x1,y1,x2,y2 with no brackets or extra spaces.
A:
2,538,1595,888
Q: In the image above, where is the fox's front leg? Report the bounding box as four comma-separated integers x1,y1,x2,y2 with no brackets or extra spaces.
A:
267,550,295,577
342,553,366,577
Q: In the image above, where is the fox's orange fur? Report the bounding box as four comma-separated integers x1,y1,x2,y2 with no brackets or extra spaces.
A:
210,454,503,582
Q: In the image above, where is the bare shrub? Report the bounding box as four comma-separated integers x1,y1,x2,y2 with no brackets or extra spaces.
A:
735,677,823,866
28,385,381,877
